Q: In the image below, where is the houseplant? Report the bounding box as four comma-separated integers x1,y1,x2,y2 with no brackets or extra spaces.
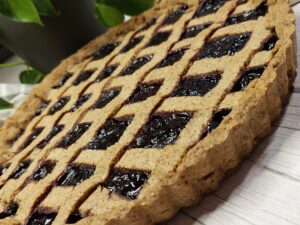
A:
0,0,153,108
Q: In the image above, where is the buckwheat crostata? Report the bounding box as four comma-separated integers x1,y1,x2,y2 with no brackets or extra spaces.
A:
0,0,296,224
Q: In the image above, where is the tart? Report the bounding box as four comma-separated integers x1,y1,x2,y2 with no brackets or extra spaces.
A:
0,0,296,224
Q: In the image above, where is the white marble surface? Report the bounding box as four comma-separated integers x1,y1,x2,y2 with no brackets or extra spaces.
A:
0,4,299,225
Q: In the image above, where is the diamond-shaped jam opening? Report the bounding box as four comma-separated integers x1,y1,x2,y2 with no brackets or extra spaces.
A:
261,32,278,51
48,97,70,115
195,32,251,60
72,70,95,86
0,203,19,219
71,94,92,112
127,82,161,104
0,164,9,176
130,112,192,149
19,127,44,151
9,160,32,179
138,17,157,32
231,66,266,92
120,55,152,76
31,161,56,181
120,36,144,53
66,211,83,224
52,73,73,89
161,4,189,26
201,108,232,138
26,209,57,225
104,169,150,200
172,73,221,97
193,0,226,18
146,31,171,47
225,1,268,26
35,101,49,116
93,88,121,109
91,42,120,60
36,125,64,149
157,48,188,68
56,123,91,149
95,64,118,83
56,164,95,186
180,23,210,41
85,117,132,150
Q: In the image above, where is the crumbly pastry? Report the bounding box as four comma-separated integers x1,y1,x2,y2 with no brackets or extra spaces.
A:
0,0,296,224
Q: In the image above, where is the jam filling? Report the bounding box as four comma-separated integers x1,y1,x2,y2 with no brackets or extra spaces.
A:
127,82,161,104
95,64,118,82
35,101,49,116
261,33,278,51
52,73,72,89
193,0,226,18
31,161,56,181
9,160,32,179
225,1,268,26
26,209,57,225
180,23,211,41
56,123,91,149
172,73,221,97
48,97,70,115
36,125,64,149
130,112,192,149
72,70,95,86
104,169,150,200
0,203,19,219
0,164,9,176
138,17,157,32
19,127,44,151
146,31,171,47
56,164,95,186
85,118,132,150
157,48,187,68
93,88,121,109
195,32,251,60
91,42,120,60
71,94,92,112
161,4,189,26
120,36,144,53
120,55,152,76
231,66,266,92
66,212,83,224
201,109,232,138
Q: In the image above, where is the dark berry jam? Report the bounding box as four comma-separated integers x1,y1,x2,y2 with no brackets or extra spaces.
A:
146,31,171,47
120,55,152,76
180,23,210,40
193,0,226,18
0,203,19,219
231,66,266,92
261,33,278,51
0,164,9,176
138,17,157,32
36,125,64,149
72,70,95,86
130,112,192,149
26,209,57,225
71,94,92,112
104,169,150,200
172,73,221,97
56,123,91,149
19,127,44,151
31,161,56,181
127,82,161,104
85,118,132,150
120,36,144,53
56,164,95,186
161,4,189,26
66,212,83,224
35,101,49,116
195,32,251,60
48,97,70,115
93,89,121,109
91,42,120,60
9,160,32,179
52,73,72,89
157,48,187,68
95,64,118,83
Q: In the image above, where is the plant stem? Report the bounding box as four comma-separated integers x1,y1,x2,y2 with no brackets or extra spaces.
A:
0,61,26,68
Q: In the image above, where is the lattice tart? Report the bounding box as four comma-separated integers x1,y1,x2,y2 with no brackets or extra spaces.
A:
0,0,296,224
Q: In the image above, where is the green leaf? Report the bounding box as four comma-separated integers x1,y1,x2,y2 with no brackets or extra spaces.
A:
99,0,154,16
31,0,59,16
0,0,43,25
95,3,124,27
0,61,26,68
19,69,44,84
0,98,13,110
